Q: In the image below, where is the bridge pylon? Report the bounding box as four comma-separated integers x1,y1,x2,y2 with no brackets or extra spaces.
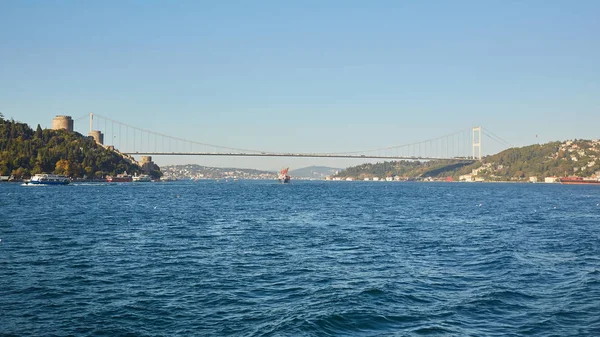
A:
472,126,482,160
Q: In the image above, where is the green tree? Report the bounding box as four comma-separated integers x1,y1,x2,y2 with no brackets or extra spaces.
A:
35,124,42,139
55,159,70,175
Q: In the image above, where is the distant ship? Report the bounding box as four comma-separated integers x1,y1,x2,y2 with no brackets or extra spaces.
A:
559,177,600,185
132,174,152,182
106,172,132,182
28,173,70,185
278,168,291,183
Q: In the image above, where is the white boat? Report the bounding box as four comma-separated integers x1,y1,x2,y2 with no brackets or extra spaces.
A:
132,174,152,182
28,174,70,185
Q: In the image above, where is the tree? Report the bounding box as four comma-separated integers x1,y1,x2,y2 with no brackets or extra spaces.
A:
11,167,27,179
55,159,70,175
35,124,42,139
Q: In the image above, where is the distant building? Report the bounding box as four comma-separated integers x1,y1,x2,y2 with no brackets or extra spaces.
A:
529,176,538,183
459,174,473,182
52,115,74,132
545,177,559,183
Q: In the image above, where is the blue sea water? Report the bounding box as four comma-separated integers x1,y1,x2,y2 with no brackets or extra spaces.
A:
1,180,600,336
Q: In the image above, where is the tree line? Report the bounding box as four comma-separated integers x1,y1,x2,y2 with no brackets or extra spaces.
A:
0,117,156,179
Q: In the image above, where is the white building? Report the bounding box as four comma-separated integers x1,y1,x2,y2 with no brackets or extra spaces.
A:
459,174,473,182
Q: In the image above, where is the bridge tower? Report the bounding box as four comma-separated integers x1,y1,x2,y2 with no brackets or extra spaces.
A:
472,126,482,160
88,112,104,145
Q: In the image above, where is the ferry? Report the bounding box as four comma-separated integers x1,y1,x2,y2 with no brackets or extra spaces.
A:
132,174,152,182
28,174,70,185
559,177,600,185
106,172,133,183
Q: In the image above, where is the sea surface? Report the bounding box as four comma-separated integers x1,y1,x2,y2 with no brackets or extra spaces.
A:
1,180,600,336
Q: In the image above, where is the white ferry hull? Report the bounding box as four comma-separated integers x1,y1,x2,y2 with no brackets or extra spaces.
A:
28,180,70,185
28,174,70,185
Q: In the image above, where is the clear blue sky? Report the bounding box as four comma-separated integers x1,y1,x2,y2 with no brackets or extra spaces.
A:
1,1,599,170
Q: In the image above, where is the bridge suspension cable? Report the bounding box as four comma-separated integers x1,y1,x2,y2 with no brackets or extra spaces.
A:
481,127,513,149
86,114,509,160
73,114,89,122
92,113,270,154
324,128,473,159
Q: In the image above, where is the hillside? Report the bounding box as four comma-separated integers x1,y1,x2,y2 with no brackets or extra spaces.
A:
289,166,341,179
333,139,600,181
457,140,600,181
161,164,275,180
0,116,152,179
334,160,472,180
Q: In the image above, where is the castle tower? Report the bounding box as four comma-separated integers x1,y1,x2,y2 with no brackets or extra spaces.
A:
140,156,157,174
52,115,74,132
87,113,104,144
88,130,104,145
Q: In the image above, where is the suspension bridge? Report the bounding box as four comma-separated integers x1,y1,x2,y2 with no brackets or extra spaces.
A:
71,113,512,162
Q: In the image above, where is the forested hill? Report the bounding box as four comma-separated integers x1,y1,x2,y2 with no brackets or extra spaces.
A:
334,160,472,180
0,117,147,179
459,139,600,181
334,139,600,181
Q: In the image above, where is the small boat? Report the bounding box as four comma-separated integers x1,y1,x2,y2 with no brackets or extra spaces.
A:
28,173,70,185
132,174,152,182
559,177,600,185
278,168,291,183
106,172,133,182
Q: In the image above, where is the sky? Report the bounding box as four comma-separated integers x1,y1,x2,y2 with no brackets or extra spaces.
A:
1,0,599,171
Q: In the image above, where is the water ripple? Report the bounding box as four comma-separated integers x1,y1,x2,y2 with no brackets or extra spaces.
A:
2,181,600,336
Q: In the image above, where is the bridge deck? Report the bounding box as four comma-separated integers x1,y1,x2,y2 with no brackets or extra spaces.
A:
122,152,476,161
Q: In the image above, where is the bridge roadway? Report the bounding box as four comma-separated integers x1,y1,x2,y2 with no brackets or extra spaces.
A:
123,152,476,162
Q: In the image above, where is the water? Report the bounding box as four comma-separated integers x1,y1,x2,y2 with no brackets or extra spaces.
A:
1,181,600,336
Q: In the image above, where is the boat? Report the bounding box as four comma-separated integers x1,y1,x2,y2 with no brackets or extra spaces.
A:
28,173,70,185
106,172,133,182
559,177,600,185
278,168,291,183
132,174,152,182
